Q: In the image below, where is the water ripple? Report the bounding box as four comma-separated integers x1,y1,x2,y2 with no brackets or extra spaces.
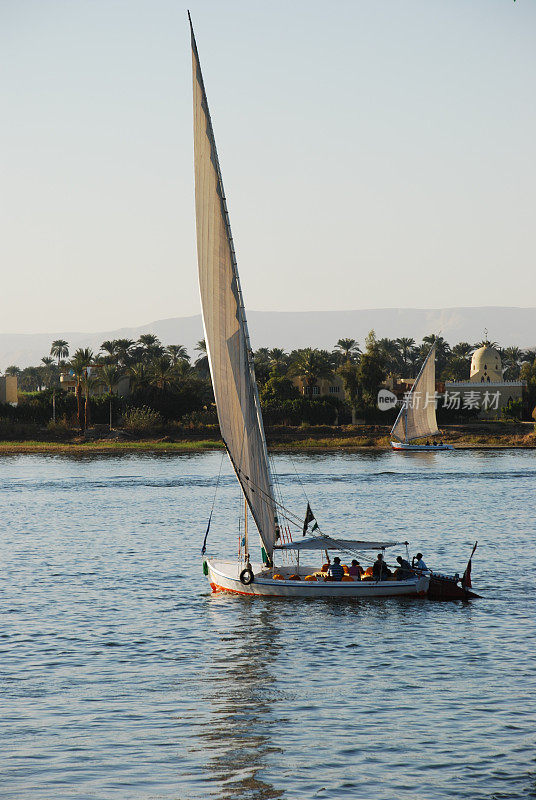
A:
0,450,535,799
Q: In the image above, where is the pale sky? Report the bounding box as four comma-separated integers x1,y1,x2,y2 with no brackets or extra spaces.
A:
1,0,535,334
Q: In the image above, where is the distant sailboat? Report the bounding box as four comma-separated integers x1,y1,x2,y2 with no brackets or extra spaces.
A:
390,342,452,451
188,15,471,598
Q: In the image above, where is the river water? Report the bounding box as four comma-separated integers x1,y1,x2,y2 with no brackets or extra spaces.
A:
1,449,535,800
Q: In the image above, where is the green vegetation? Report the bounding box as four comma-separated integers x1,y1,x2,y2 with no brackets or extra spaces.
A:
1,331,535,447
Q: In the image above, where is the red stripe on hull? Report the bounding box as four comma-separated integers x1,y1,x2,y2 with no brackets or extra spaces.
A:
209,580,426,599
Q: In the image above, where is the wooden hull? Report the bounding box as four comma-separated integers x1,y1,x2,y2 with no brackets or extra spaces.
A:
205,559,429,598
391,442,453,451
427,574,482,600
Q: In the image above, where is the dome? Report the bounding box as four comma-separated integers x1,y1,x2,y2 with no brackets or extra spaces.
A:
470,344,502,383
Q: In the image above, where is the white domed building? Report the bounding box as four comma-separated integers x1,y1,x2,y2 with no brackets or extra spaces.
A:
444,338,525,418
469,344,503,383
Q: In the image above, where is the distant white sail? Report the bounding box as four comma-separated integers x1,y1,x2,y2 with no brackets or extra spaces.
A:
391,343,439,443
190,21,278,560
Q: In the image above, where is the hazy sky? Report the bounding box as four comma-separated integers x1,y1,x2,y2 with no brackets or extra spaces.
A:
1,0,535,334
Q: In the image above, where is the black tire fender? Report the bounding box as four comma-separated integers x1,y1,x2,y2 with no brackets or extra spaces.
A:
239,567,254,585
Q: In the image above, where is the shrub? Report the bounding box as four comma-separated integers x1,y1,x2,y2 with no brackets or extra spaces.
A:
128,379,211,421
122,406,163,432
46,417,73,434
261,396,346,426
0,417,40,440
501,398,523,422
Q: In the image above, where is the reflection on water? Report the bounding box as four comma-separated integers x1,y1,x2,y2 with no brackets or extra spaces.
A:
201,602,284,799
0,451,535,799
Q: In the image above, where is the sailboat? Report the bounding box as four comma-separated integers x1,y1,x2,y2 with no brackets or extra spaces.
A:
189,16,464,598
390,342,453,451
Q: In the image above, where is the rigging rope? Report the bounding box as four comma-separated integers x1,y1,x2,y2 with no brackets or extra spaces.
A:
270,454,297,565
201,450,226,555
287,452,311,507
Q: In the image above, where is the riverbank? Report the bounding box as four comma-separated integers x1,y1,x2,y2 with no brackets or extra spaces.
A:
0,422,534,453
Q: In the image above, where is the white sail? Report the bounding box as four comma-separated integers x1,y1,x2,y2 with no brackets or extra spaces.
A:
391,343,440,443
190,19,278,561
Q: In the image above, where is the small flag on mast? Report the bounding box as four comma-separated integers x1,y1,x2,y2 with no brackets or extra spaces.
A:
302,503,316,536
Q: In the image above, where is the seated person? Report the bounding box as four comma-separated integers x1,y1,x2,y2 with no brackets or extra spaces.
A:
372,553,392,581
412,552,429,572
348,559,363,580
326,556,344,581
394,555,413,580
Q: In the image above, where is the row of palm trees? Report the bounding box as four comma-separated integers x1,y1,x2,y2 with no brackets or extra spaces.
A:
4,333,535,428
253,336,534,384
57,336,204,432
326,336,533,382
6,333,534,390
6,332,535,393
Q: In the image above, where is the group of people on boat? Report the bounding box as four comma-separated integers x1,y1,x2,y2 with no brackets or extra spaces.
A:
324,552,428,582
425,440,446,447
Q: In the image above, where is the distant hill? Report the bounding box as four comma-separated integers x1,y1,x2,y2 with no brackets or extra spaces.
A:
1,306,535,370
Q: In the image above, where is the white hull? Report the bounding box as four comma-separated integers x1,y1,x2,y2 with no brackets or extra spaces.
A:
391,442,453,451
205,559,429,598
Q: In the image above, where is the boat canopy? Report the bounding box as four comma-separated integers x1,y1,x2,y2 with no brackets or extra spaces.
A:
275,536,399,552
391,341,440,443
190,17,279,561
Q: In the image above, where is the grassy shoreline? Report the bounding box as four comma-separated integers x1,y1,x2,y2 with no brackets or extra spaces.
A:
0,423,534,454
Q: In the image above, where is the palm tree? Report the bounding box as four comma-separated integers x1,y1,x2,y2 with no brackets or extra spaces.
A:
138,333,160,348
451,342,474,359
289,348,333,393
82,370,96,430
5,366,21,377
407,346,421,378
150,356,177,391
50,339,69,368
174,359,196,379
338,360,360,423
253,348,272,387
267,348,288,374
395,337,415,373
20,366,42,391
442,342,474,381
268,347,286,362
167,344,190,366
422,334,451,376
335,338,360,363
113,339,136,367
137,333,165,363
41,356,55,389
70,348,94,432
502,346,524,380
99,364,120,431
128,362,150,393
194,339,210,377
377,338,402,374
100,340,119,364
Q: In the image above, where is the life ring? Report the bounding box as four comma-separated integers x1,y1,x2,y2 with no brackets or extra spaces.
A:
239,567,254,585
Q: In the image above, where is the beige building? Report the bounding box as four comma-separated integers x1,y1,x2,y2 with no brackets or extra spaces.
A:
60,368,130,397
292,374,346,399
0,375,18,405
445,343,524,419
